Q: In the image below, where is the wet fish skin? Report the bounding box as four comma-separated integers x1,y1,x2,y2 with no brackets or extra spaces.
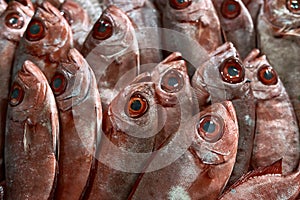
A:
52,48,102,200
5,60,59,200
0,0,7,15
12,1,73,82
244,49,300,174
241,0,263,24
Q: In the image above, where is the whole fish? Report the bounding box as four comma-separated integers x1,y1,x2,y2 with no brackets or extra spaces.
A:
128,101,239,200
81,5,139,110
60,0,91,50
219,160,300,199
212,0,256,58
5,60,59,200
101,0,162,67
257,0,300,130
86,78,165,200
244,49,300,174
0,0,34,181
0,0,7,15
12,1,73,82
52,48,102,199
160,0,222,53
191,42,255,186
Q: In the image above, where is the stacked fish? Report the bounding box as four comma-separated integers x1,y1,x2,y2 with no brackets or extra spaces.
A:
0,0,300,199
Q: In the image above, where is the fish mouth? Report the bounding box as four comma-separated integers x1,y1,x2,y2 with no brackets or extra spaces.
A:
18,60,44,85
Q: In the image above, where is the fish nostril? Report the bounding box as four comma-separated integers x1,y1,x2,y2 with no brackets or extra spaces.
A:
245,79,251,83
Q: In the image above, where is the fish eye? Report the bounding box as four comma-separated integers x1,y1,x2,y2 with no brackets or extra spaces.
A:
197,114,224,143
221,0,241,19
50,73,67,96
126,93,149,118
5,12,24,29
257,65,278,85
161,69,184,93
25,18,46,41
169,0,192,10
287,0,300,13
92,17,113,40
219,57,245,84
60,9,74,25
9,83,24,107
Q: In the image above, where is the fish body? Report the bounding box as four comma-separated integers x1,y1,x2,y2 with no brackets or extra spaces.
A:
5,60,59,200
129,101,239,200
52,48,102,199
82,5,139,110
0,0,34,181
212,0,255,58
12,1,73,82
244,49,300,174
242,0,263,24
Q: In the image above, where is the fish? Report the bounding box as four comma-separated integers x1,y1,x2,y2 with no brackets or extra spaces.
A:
12,1,73,82
219,159,300,199
81,5,139,110
59,0,91,49
160,0,223,54
243,49,300,174
5,60,59,200
128,101,239,200
212,0,256,58
0,0,34,181
191,42,255,187
51,48,102,199
85,77,166,200
257,0,300,131
101,0,162,68
0,0,7,15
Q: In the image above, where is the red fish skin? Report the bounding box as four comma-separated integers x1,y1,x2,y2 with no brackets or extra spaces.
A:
243,49,300,174
82,5,139,110
212,0,256,59
12,1,73,82
257,0,300,132
161,0,222,53
86,79,166,200
242,0,263,24
60,0,91,49
0,0,7,15
129,101,239,200
34,0,65,8
0,0,34,181
53,48,102,200
5,60,59,200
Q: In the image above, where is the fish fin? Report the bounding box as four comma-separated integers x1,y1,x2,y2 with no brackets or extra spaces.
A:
23,120,33,154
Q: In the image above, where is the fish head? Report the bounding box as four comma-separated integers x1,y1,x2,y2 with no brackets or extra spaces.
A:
50,48,91,111
21,1,73,59
81,5,137,58
244,49,283,100
0,0,34,42
8,60,49,122
108,76,166,139
190,101,238,165
192,42,250,105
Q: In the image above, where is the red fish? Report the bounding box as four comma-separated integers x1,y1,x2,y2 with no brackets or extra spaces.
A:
51,48,102,199
0,0,7,15
129,101,239,200
244,49,300,174
212,0,256,58
81,5,139,110
0,0,34,181
59,0,91,49
5,60,59,200
12,1,73,82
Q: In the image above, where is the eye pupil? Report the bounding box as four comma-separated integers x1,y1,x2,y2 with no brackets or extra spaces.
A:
203,121,216,133
264,70,274,80
177,0,185,4
11,88,20,99
98,22,108,33
9,17,18,25
291,1,299,9
228,66,239,76
53,78,62,89
130,100,142,111
168,77,179,87
227,4,236,11
30,24,41,35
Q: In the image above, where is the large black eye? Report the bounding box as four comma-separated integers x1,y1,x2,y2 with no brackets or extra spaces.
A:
221,0,241,19
257,65,278,85
169,0,192,10
287,0,300,13
25,18,46,41
197,114,224,143
9,83,24,107
5,12,24,29
92,17,113,40
161,69,184,93
126,93,148,118
219,57,245,84
50,73,67,96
